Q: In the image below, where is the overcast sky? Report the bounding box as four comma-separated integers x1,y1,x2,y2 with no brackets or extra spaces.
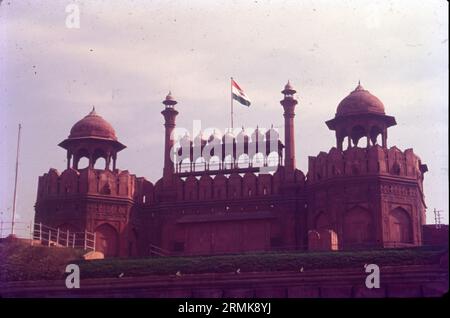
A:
0,0,448,234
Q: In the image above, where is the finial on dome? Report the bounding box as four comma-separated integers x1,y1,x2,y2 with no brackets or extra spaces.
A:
163,90,177,106
88,106,97,116
353,81,364,92
282,80,296,95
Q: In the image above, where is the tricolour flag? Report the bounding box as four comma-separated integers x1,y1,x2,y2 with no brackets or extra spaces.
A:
231,78,251,107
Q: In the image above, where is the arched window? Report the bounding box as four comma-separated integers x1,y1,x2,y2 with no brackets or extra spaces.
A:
94,157,106,169
194,157,206,172
78,157,89,169
209,156,221,171
252,153,265,168
237,153,250,168
392,162,401,175
267,152,279,167
370,126,383,146
223,154,234,169
350,125,366,147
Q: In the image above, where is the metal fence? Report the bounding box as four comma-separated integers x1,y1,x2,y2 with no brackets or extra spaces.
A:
0,220,96,252
32,223,96,251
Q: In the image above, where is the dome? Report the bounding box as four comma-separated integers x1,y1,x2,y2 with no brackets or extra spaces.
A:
163,91,177,106
69,108,117,140
336,83,385,117
282,80,296,95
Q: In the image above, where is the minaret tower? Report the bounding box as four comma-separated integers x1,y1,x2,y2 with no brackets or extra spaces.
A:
161,91,179,185
280,81,298,175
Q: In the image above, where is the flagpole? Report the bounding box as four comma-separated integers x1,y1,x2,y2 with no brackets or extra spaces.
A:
11,123,21,236
230,77,234,130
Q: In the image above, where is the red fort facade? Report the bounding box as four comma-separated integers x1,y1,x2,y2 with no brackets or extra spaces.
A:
34,82,428,257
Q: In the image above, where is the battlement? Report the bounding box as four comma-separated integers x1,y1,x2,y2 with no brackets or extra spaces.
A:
307,145,428,184
141,168,306,204
36,168,138,202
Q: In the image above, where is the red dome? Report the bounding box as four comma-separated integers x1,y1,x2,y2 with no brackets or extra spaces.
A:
69,108,117,140
336,83,385,117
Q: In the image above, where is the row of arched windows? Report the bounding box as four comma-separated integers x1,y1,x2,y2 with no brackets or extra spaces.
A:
314,207,413,248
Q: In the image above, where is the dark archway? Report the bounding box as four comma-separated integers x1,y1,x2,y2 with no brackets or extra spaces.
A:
388,207,412,244
128,228,139,257
350,125,366,147
95,223,119,257
370,125,383,146
343,207,374,248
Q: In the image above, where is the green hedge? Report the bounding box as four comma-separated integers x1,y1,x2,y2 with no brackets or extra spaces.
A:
76,246,445,280
0,242,446,282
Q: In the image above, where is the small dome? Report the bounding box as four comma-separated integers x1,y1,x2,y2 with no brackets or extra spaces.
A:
336,82,385,117
69,108,117,140
163,91,177,106
282,80,296,95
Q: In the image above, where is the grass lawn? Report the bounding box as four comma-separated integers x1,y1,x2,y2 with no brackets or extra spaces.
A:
0,241,84,282
1,241,446,282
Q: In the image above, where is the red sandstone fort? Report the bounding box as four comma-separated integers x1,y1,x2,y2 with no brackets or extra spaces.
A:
34,82,429,257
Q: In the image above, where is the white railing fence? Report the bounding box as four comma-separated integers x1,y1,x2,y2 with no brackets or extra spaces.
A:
0,220,95,252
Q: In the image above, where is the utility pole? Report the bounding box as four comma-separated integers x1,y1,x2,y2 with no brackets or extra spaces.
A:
433,208,443,229
11,123,22,236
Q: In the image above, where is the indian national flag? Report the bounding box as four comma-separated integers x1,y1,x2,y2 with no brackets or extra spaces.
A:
231,78,251,107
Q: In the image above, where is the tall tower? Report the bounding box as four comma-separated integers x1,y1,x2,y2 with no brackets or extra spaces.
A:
280,81,298,175
308,82,427,250
161,92,179,185
36,108,138,258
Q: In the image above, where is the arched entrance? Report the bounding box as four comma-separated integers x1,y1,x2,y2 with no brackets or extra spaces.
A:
388,207,412,244
128,228,139,257
95,223,119,257
343,207,374,248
